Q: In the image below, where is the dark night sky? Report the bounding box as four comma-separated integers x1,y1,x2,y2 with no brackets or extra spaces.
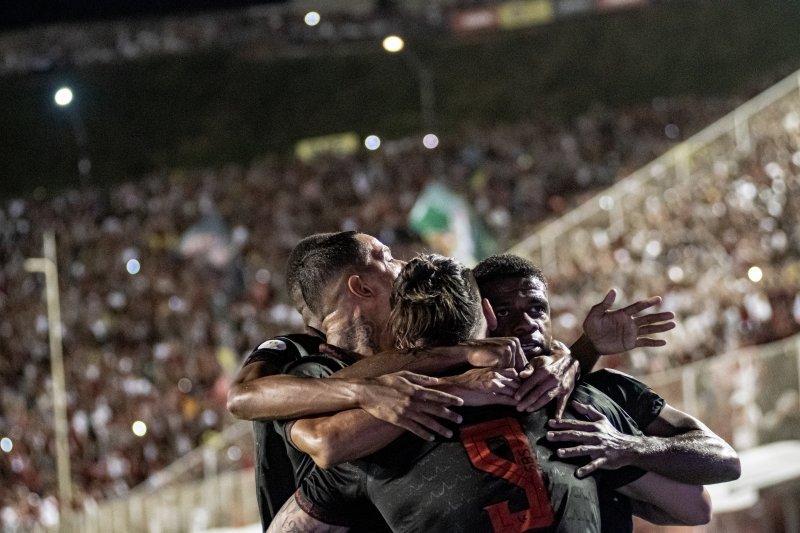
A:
0,0,285,30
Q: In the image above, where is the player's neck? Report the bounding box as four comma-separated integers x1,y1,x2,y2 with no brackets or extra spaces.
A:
322,308,383,357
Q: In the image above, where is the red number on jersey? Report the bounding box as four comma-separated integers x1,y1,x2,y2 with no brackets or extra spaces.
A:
460,417,553,533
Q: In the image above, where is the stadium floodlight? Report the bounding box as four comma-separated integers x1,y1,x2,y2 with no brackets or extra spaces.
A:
304,11,320,26
132,421,148,437
382,35,405,53
54,85,92,185
126,259,141,275
54,86,73,107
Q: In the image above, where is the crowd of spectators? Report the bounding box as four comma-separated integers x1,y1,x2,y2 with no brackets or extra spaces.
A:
4,89,800,529
536,91,800,375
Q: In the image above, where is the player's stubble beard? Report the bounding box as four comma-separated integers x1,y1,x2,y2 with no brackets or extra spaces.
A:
339,316,380,356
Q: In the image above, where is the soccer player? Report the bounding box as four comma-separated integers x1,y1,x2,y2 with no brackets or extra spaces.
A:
269,254,711,532
473,253,741,530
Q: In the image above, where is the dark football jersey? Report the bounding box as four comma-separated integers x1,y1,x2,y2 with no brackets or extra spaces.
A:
273,354,349,484
272,351,393,533
245,333,324,530
300,410,599,532
295,385,652,533
298,382,645,533
581,369,665,429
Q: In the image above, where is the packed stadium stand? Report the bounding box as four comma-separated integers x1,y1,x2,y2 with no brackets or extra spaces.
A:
2,1,800,531
513,79,800,375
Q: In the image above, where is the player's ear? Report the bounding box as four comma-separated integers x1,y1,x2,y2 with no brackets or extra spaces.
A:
482,298,497,332
346,274,374,299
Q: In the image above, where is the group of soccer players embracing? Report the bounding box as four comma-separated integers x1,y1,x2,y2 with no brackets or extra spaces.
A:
226,231,741,533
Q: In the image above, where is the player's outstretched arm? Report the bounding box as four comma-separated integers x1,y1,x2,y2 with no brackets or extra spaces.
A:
228,336,523,423
267,493,349,533
291,367,525,468
548,402,740,485
228,359,388,422
228,360,463,425
573,290,676,375
617,472,712,526
291,370,464,468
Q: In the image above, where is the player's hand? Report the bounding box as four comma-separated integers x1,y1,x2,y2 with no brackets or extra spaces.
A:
582,290,676,355
515,341,579,418
358,371,465,441
439,368,520,407
460,337,528,371
546,400,641,477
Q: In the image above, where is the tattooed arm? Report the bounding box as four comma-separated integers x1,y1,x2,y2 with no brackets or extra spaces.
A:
266,494,349,533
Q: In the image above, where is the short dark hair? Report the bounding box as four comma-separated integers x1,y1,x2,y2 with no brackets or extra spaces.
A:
286,231,369,317
390,254,482,349
473,254,547,294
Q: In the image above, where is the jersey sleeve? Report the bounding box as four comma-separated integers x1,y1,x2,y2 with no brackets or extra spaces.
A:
295,464,368,527
242,337,300,370
273,357,345,450
581,369,666,430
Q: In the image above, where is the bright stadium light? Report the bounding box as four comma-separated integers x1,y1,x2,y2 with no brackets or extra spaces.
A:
54,85,92,185
132,420,148,437
748,266,763,282
364,135,381,150
380,35,436,132
54,87,73,107
0,437,12,453
422,133,439,149
382,35,405,53
126,259,140,275
304,11,320,26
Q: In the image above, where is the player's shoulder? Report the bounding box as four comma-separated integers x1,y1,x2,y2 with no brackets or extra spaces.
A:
281,351,349,378
583,368,643,388
257,333,323,354
593,368,635,379
581,368,655,407
244,332,324,367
